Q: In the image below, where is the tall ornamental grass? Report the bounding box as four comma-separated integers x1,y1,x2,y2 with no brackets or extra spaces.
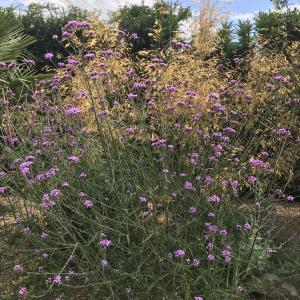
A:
0,19,299,299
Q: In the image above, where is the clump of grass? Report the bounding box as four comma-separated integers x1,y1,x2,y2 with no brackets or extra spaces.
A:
0,19,299,299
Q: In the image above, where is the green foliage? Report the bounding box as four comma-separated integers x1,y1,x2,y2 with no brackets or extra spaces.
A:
111,1,191,52
214,20,254,70
0,10,35,62
14,3,88,71
255,9,300,63
215,21,235,62
236,20,253,55
0,10,37,95
271,0,289,10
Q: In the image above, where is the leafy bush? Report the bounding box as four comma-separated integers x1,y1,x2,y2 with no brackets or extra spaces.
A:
11,3,88,72
0,18,299,299
110,1,191,53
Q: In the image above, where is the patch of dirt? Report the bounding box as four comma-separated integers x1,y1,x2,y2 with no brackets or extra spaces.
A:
271,201,300,247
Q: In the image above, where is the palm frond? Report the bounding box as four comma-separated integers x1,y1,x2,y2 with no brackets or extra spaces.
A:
0,11,36,62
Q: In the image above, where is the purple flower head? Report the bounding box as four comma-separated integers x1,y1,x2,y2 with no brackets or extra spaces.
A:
221,248,232,262
211,101,226,112
127,93,138,100
194,297,204,300
0,186,6,193
206,223,218,234
83,200,93,208
139,196,147,203
83,53,95,60
277,128,291,137
130,32,139,39
13,264,23,272
274,75,289,83
162,168,169,174
248,176,257,184
260,151,269,158
174,249,185,257
208,195,221,203
40,232,48,239
167,85,179,92
233,57,240,65
50,189,61,197
100,259,108,267
192,258,200,268
7,61,16,69
68,156,79,163
219,228,228,236
204,176,213,185
184,181,196,191
62,31,72,39
208,92,219,100
287,195,294,201
207,254,215,262
99,239,112,248
19,287,27,297
151,139,167,147
20,161,33,175
118,29,126,36
44,53,54,60
231,180,239,189
147,98,156,107
222,180,228,187
65,107,81,116
244,223,252,231
223,127,236,134
133,82,145,90
125,127,135,134
249,158,266,169
23,59,35,66
266,247,273,254
188,206,197,214
53,275,61,285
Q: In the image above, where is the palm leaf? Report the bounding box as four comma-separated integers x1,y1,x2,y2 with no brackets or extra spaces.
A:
0,11,36,62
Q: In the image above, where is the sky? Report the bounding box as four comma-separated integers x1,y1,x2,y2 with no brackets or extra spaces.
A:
0,0,299,20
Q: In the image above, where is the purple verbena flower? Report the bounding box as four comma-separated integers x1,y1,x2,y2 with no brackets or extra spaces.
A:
19,287,27,297
208,195,221,203
184,182,196,191
99,239,112,248
100,259,108,267
53,275,61,285
83,200,93,208
13,264,23,272
68,156,79,163
174,249,185,257
188,206,197,214
44,53,54,60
